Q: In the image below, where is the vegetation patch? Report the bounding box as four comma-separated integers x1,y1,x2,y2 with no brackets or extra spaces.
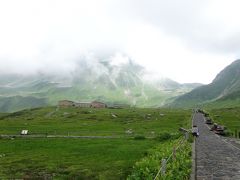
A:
0,138,157,179
128,138,192,180
208,107,240,137
0,107,192,179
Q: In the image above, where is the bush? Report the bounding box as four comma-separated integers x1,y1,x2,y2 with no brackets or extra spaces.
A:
134,135,146,140
187,135,194,143
155,132,180,142
155,132,171,141
128,139,192,180
223,129,231,137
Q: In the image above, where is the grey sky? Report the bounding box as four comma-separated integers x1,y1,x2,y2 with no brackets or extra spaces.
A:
0,0,239,83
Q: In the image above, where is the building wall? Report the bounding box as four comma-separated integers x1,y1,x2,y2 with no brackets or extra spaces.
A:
90,101,107,108
58,100,74,107
59,100,107,108
74,102,91,108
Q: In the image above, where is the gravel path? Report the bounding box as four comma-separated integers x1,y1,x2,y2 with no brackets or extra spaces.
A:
193,112,240,180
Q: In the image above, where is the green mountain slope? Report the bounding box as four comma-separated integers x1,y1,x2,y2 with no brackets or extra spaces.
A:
0,60,200,112
0,96,48,112
170,59,240,108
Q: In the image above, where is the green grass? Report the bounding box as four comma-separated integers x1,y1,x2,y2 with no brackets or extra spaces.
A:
0,107,190,136
0,138,158,179
0,107,192,179
204,98,240,109
128,138,192,180
208,107,240,136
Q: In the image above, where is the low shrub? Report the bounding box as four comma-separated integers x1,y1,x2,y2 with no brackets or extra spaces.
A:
134,135,146,140
128,138,192,180
155,132,180,142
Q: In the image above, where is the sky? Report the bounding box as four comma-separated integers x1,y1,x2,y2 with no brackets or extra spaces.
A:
0,0,240,84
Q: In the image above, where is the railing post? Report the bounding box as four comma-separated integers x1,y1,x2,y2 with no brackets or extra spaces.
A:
161,158,166,176
173,147,176,161
185,132,189,140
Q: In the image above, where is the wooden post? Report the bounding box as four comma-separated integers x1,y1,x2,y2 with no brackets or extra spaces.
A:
173,147,176,161
161,158,166,176
185,132,189,140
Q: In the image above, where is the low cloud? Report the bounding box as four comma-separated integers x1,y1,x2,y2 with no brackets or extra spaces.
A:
0,0,239,83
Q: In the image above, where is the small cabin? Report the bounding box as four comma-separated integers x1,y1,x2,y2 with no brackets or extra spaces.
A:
74,102,91,108
58,100,107,109
90,101,107,108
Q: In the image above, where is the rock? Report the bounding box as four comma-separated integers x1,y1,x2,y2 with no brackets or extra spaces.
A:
111,113,117,118
63,112,69,116
125,129,133,134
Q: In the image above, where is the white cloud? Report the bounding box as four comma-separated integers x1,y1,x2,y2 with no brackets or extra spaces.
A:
110,53,130,66
0,0,239,83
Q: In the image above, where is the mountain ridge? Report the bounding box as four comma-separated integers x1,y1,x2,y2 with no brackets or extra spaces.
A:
0,59,200,112
170,59,240,108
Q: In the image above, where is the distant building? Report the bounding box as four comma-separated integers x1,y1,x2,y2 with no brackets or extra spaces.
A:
74,102,91,108
58,100,75,107
58,100,107,108
90,101,107,108
108,104,130,109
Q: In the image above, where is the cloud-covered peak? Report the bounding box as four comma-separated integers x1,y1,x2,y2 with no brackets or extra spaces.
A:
0,0,239,83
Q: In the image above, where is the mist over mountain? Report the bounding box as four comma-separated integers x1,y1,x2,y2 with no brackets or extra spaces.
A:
0,57,200,112
170,59,240,108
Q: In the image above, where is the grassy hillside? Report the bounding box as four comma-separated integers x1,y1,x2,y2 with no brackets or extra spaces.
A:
170,59,240,108
0,107,190,136
207,107,240,136
0,96,48,112
204,98,240,109
0,60,200,112
0,107,191,179
0,138,157,179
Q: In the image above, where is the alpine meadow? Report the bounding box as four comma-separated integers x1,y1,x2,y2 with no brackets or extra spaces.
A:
1,1,240,179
